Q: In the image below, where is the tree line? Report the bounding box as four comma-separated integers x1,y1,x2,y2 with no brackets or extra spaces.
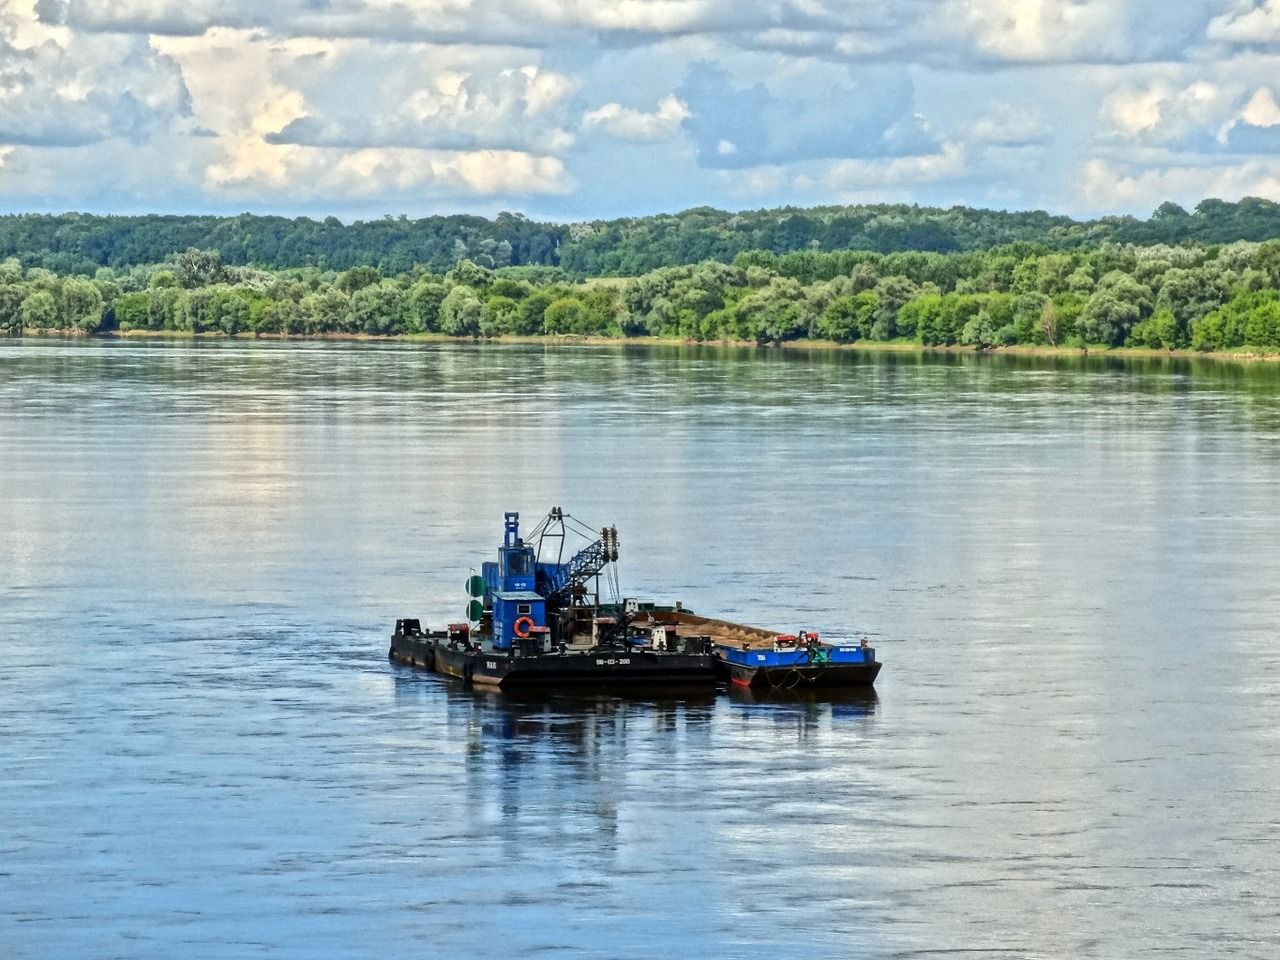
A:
6,197,1280,278
5,238,1280,352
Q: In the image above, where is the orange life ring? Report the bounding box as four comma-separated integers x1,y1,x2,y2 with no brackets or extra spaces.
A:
513,616,535,639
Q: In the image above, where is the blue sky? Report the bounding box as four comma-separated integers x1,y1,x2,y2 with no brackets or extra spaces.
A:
4,0,1280,221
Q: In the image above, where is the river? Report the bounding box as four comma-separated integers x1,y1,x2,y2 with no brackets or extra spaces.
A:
2,339,1278,959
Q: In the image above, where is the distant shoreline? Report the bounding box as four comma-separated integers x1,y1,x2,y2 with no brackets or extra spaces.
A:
11,327,1280,363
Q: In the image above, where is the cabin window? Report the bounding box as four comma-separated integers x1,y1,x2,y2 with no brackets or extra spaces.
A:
517,604,531,615
507,551,532,575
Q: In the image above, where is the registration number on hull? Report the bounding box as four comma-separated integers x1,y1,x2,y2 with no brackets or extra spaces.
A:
595,658,631,666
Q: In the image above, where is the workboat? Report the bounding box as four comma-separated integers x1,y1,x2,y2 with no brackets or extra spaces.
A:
713,633,881,690
389,508,882,692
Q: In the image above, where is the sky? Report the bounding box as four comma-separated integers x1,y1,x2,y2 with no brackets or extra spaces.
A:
4,0,1280,222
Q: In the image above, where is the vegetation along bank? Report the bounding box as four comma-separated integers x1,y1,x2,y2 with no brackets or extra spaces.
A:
4,199,1280,353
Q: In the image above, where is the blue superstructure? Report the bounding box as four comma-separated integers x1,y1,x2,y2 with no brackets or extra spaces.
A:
715,636,881,689
480,513,549,650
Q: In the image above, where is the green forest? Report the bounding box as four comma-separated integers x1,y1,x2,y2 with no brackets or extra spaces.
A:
4,199,1280,352
6,198,1280,276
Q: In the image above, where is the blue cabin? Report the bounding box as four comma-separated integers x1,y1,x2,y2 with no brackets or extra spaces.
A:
482,513,548,651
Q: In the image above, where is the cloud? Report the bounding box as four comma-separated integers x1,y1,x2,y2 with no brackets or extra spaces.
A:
33,0,1224,67
941,0,1219,65
1207,1,1280,44
525,0,726,35
10,0,1280,220
0,12,191,148
969,103,1049,146
581,95,689,142
676,59,935,168
34,0,527,44
264,65,579,154
33,0,918,49
821,143,967,190
1098,77,1280,154
1100,81,1234,143
208,144,571,199
1080,155,1280,211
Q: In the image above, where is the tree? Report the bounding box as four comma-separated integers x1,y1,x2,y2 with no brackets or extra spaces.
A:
257,299,305,335
173,248,229,288
734,277,811,343
407,280,447,333
1039,299,1059,346
114,291,153,331
335,266,380,295
542,297,590,334
903,293,981,346
869,275,918,339
347,283,405,334
1080,292,1141,345
300,289,346,334
0,283,25,333
1254,239,1280,287
1151,267,1224,345
481,295,520,336
439,285,483,336
515,288,558,335
816,292,877,342
446,259,494,290
1080,272,1153,345
59,277,105,331
960,308,999,349
1152,200,1190,220
1130,309,1179,349
20,290,58,329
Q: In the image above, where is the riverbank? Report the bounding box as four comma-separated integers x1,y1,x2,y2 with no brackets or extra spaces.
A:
11,326,1280,363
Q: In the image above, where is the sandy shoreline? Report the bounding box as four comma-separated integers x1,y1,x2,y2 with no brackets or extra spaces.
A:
12,327,1280,363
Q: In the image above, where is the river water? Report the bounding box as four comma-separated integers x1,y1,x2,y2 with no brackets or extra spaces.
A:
2,339,1278,959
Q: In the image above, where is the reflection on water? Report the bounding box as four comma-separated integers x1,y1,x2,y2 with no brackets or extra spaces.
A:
2,338,1279,959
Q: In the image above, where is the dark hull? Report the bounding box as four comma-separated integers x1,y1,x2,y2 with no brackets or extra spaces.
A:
389,632,436,671
722,659,882,690
391,632,715,689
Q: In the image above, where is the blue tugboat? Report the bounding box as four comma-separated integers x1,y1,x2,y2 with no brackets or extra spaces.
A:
713,633,881,690
390,509,717,688
390,508,882,692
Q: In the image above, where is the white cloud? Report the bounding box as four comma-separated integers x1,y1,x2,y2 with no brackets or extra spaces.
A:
939,0,1218,65
970,103,1049,145
1208,1,1280,44
947,0,1118,62
723,164,789,198
822,143,967,190
0,4,191,147
151,26,578,202
525,0,717,34
209,145,571,199
1080,156,1280,210
1100,81,1232,142
582,95,689,142
34,0,1219,66
1096,76,1280,156
1240,87,1280,126
5,0,1280,218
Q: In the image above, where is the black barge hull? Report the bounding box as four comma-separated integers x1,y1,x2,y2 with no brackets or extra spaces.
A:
720,659,882,690
390,631,716,689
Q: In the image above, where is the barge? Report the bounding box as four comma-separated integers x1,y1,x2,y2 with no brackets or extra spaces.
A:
390,508,881,692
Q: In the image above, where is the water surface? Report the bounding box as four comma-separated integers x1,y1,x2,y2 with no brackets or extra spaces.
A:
2,339,1279,959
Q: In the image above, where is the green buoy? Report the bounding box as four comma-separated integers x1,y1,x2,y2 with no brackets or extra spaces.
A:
467,599,484,622
466,574,485,597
